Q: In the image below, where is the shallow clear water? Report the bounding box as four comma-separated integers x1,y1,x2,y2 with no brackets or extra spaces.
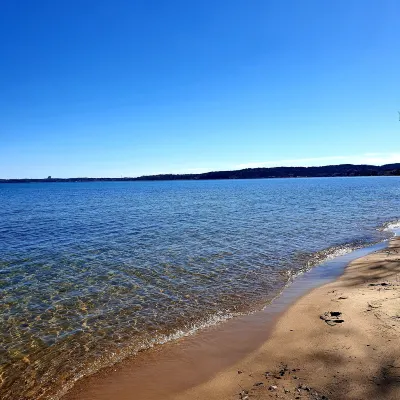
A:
0,177,399,399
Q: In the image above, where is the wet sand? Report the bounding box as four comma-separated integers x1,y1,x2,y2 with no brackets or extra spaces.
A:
62,238,400,400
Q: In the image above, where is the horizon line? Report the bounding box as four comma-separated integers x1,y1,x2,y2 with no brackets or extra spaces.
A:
1,162,400,181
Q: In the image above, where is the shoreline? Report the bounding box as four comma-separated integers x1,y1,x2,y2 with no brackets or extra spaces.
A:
61,237,398,400
175,236,400,400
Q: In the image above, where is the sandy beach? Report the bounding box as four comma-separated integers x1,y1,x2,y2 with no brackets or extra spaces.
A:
175,237,400,400
4,2,400,398
63,237,400,400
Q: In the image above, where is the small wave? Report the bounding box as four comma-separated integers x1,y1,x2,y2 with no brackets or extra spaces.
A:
288,218,400,281
279,218,400,301
306,243,361,267
282,242,363,284
147,310,242,348
378,219,400,233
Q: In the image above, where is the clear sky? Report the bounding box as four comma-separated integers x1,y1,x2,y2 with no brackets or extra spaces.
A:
1,1,399,178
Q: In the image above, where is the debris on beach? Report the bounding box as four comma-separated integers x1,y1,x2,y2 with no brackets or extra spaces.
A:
369,282,391,287
239,363,329,400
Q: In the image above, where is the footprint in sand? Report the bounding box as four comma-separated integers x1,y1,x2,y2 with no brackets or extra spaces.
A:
320,311,345,326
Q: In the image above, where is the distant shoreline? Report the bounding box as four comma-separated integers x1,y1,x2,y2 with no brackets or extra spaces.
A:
2,163,400,183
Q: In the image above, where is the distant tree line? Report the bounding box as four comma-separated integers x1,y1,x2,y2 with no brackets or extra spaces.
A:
1,163,400,183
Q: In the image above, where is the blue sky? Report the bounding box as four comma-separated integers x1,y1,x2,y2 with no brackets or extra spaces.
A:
1,1,399,178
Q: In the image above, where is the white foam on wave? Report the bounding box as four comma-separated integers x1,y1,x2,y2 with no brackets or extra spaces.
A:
148,310,241,347
380,219,400,233
314,245,355,262
306,244,360,271
290,245,353,277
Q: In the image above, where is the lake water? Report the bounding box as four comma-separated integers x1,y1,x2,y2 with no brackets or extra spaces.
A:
0,177,399,399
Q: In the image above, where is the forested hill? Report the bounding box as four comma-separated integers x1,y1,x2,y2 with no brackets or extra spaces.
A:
134,163,400,181
1,163,400,183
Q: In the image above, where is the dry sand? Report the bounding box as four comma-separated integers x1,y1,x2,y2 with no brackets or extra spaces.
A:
175,237,400,400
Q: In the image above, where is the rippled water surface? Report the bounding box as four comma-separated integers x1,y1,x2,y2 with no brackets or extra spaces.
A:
1,177,399,399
